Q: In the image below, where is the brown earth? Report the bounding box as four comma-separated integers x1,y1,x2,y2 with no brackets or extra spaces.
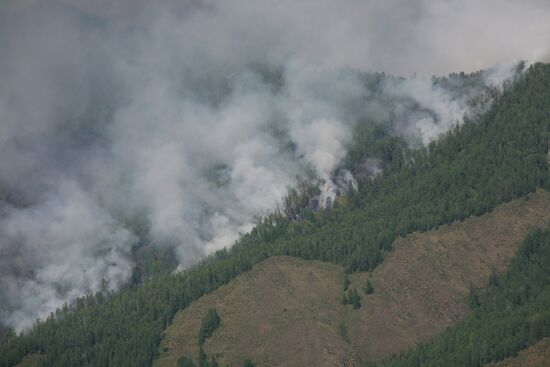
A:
154,189,550,367
487,338,550,367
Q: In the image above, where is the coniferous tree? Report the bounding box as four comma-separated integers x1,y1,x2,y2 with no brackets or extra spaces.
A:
364,279,374,295
198,347,207,367
177,355,196,367
342,292,349,305
488,268,499,287
198,309,221,346
343,274,350,291
468,283,480,309
350,289,361,309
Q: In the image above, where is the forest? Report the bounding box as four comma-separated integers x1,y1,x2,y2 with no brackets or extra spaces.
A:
0,62,549,366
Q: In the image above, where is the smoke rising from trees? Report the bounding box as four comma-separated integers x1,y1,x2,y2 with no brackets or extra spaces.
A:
0,0,548,330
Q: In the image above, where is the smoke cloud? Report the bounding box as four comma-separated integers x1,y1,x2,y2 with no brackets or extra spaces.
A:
0,0,549,330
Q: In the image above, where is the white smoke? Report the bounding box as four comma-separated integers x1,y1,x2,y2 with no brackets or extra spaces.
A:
289,118,351,205
0,182,135,330
383,77,474,145
484,60,525,88
0,0,548,330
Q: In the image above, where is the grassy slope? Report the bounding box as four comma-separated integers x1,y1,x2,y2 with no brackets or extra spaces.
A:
382,228,550,367
155,256,351,367
154,190,550,366
348,190,550,361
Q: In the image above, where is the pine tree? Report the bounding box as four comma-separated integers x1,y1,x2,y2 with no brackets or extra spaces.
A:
488,269,499,287
468,283,480,309
342,292,349,305
343,274,350,291
198,309,221,345
198,347,207,367
364,279,374,294
177,355,196,367
350,289,361,309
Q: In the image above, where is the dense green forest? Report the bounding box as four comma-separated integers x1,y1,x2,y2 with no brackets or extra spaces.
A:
0,63,549,366
380,227,550,367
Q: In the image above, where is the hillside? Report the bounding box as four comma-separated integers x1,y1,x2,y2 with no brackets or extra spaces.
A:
1,63,550,367
383,226,550,367
156,257,350,367
154,190,550,366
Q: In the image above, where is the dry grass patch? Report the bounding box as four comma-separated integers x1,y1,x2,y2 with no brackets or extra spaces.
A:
154,256,355,367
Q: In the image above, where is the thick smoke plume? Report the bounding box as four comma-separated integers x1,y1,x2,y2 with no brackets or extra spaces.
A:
0,0,549,331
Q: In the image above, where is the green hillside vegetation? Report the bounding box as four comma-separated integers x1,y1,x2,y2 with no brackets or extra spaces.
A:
1,63,550,366
381,228,550,367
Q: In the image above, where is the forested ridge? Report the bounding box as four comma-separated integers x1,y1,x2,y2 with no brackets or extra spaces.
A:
1,63,549,366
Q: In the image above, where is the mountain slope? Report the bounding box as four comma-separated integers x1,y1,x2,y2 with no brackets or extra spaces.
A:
348,190,550,361
154,190,550,366
383,227,550,367
1,63,550,367
156,256,351,367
